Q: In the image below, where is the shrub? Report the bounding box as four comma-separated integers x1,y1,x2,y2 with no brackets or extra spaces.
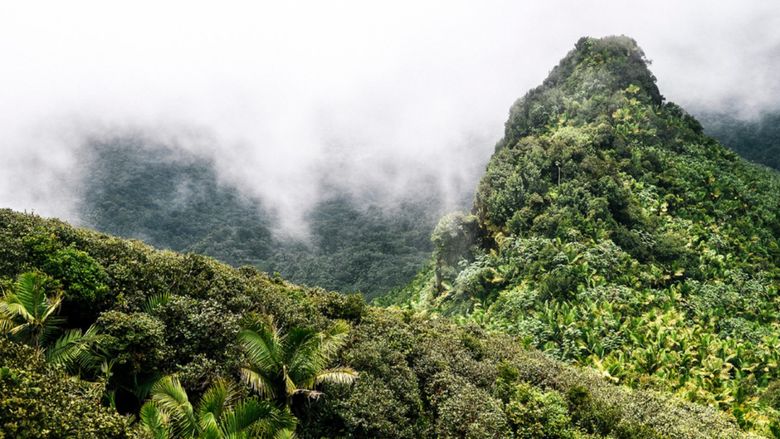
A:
0,338,129,438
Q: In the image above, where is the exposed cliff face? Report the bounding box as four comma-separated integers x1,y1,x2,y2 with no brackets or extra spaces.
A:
403,36,780,434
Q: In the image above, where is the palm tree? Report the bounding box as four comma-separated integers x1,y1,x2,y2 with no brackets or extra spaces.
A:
45,323,106,372
238,315,357,408
1,271,104,372
140,375,296,439
0,271,64,349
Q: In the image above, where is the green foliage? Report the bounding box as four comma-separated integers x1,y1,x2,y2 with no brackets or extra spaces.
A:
98,311,170,377
24,232,111,324
0,338,129,438
395,36,780,436
79,142,444,298
2,196,740,436
0,67,767,437
45,323,105,373
504,382,576,439
97,310,171,411
238,315,357,409
139,375,296,438
433,373,511,438
431,212,483,293
0,271,63,348
43,246,110,323
699,110,780,171
265,195,441,299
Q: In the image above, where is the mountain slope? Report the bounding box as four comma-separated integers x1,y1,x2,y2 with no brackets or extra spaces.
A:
392,36,780,435
0,208,754,438
78,139,442,298
698,110,780,171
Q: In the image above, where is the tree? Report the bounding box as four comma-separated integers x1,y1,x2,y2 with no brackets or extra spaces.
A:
238,315,357,409
0,271,63,349
140,375,296,439
0,271,105,372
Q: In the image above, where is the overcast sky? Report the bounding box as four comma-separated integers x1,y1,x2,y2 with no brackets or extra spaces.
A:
1,1,778,232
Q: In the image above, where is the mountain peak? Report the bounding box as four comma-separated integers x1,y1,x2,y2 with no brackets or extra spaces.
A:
399,35,780,435
500,36,663,149
549,36,660,97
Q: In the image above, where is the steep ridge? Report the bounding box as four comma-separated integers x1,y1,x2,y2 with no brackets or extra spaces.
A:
391,36,780,434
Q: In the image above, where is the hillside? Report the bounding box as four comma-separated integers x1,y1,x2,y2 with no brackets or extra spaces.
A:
698,111,780,171
3,34,779,438
0,208,755,438
78,139,443,299
389,36,780,435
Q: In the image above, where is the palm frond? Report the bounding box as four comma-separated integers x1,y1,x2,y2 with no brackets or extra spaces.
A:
48,324,104,371
40,293,63,322
239,326,281,373
198,378,236,423
314,367,358,386
240,367,276,400
40,314,67,346
1,272,66,347
238,315,358,410
285,328,322,382
4,300,34,325
140,402,170,439
144,292,171,314
134,372,163,402
0,314,12,333
0,299,14,329
242,314,281,342
221,398,271,434
318,320,350,361
13,273,42,320
150,376,197,437
199,412,221,439
274,429,298,439
284,370,298,398
46,328,90,367
7,321,30,336
224,399,296,438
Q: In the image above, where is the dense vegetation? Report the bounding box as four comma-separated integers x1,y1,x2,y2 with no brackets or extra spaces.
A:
0,208,753,438
3,35,778,437
388,36,780,436
79,141,443,299
698,111,780,171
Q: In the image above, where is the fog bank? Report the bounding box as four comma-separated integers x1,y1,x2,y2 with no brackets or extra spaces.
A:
1,1,778,232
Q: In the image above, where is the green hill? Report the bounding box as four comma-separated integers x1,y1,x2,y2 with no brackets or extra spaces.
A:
698,110,780,171
389,36,780,435
0,208,753,438
78,140,442,299
2,35,778,438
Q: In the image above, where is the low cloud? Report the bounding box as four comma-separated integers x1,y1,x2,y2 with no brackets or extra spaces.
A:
1,1,778,232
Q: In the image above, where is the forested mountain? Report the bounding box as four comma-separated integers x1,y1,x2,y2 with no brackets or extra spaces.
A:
72,74,780,305
698,111,780,171
78,140,444,299
0,208,750,438
388,36,780,435
3,35,780,438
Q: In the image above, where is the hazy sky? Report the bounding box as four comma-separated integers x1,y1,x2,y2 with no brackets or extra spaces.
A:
1,1,779,232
